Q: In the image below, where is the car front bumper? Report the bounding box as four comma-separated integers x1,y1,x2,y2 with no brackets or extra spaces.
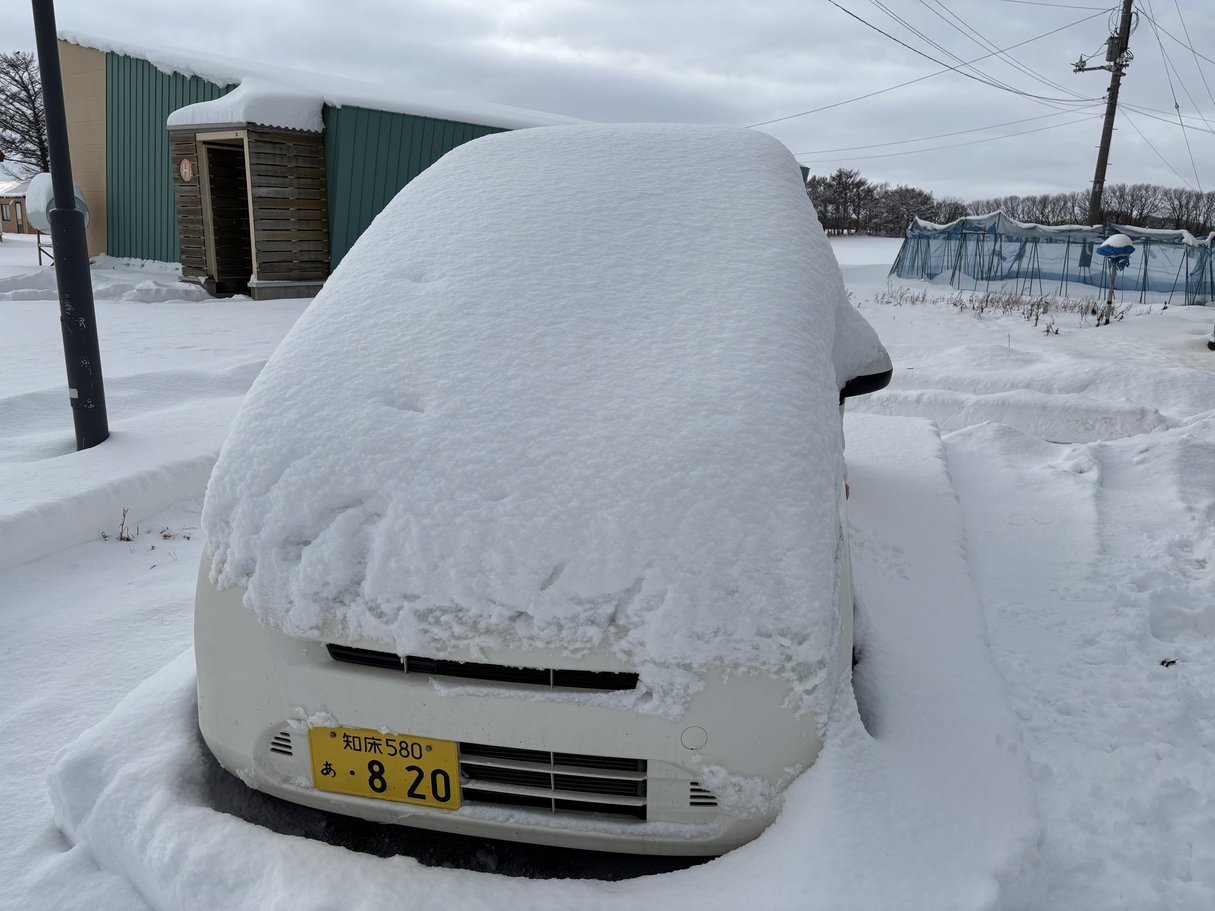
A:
194,551,846,855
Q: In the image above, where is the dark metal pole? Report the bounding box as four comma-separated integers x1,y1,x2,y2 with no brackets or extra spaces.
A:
31,0,109,450
1086,0,1136,227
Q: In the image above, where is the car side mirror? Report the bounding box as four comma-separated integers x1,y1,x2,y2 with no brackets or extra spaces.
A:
839,367,893,405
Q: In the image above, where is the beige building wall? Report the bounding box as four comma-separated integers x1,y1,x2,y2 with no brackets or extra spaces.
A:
58,41,107,257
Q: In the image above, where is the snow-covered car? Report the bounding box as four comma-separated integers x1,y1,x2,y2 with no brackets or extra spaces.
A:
194,123,892,855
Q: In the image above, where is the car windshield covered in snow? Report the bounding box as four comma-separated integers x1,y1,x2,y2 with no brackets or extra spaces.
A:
202,124,888,710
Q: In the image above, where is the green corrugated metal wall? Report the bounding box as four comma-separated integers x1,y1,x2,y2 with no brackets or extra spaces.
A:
323,105,504,268
105,54,232,261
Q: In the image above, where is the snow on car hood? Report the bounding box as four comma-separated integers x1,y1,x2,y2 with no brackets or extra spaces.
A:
201,123,887,714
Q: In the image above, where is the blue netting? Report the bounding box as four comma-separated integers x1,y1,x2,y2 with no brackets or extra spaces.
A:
890,211,1214,306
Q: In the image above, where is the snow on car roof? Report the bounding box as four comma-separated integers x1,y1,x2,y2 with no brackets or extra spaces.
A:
60,32,580,132
201,123,886,714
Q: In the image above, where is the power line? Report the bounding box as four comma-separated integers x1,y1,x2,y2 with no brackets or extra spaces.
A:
1132,8,1215,69
1171,0,1215,108
799,114,1101,164
995,0,1116,9
868,0,999,88
745,6,1108,128
918,0,1092,101
1140,0,1203,190
1121,102,1215,135
794,108,1099,154
829,0,1103,105
878,0,1095,104
1121,110,1196,189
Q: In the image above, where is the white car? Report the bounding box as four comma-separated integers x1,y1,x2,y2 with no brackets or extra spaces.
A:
195,123,891,856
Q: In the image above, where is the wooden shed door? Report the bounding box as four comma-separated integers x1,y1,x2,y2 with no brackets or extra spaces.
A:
202,141,253,293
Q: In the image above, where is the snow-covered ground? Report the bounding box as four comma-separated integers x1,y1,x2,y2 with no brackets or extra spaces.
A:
2,230,1213,909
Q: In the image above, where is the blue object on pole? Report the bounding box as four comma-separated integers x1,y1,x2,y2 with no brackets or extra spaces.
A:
1096,233,1135,271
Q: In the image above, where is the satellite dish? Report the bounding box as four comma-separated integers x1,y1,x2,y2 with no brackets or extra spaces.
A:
25,172,89,233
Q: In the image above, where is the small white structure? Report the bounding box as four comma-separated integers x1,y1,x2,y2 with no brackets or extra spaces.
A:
24,172,90,233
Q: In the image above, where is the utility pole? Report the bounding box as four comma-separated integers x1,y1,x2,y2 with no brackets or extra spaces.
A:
1073,0,1136,226
31,0,109,449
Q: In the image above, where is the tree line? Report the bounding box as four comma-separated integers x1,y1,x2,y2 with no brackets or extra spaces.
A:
807,167,1215,237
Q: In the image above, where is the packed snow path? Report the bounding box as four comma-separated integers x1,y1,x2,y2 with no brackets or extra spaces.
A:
947,421,1215,909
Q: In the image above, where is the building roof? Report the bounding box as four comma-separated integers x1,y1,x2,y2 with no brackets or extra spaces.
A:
60,31,583,133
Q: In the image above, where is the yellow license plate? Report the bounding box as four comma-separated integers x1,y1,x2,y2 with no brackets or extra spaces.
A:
308,726,461,810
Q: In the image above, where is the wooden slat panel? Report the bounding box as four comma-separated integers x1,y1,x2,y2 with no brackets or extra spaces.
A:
253,198,329,213
257,267,330,281
254,217,328,231
243,127,330,282
257,240,329,253
255,229,328,242
248,163,326,179
251,186,326,199
249,151,325,169
250,131,320,146
250,175,326,191
255,250,331,264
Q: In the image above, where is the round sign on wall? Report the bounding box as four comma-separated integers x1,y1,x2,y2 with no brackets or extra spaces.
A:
179,158,194,182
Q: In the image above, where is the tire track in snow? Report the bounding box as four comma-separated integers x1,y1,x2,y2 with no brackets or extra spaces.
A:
944,418,1215,909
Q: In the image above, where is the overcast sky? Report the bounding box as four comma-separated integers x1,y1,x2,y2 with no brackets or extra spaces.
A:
3,0,1213,201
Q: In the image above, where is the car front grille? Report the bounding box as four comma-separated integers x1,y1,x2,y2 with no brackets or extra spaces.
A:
459,742,648,820
269,730,294,757
689,781,718,807
326,644,638,691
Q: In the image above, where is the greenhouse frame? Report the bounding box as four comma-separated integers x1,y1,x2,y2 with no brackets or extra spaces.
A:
891,212,1214,307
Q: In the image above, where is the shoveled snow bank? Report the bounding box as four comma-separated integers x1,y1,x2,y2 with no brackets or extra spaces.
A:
50,415,1035,911
201,124,889,713
0,365,260,573
0,263,212,303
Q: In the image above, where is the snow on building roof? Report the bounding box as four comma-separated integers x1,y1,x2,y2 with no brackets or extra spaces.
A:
166,79,327,133
0,178,31,197
201,123,887,714
60,31,583,132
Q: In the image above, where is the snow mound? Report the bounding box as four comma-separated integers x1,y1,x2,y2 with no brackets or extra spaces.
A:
202,124,888,711
0,265,212,304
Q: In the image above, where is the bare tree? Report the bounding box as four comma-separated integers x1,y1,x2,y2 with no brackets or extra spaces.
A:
1160,187,1203,233
933,197,968,224
1202,192,1215,236
1101,182,1163,226
0,51,49,178
1063,191,1089,225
